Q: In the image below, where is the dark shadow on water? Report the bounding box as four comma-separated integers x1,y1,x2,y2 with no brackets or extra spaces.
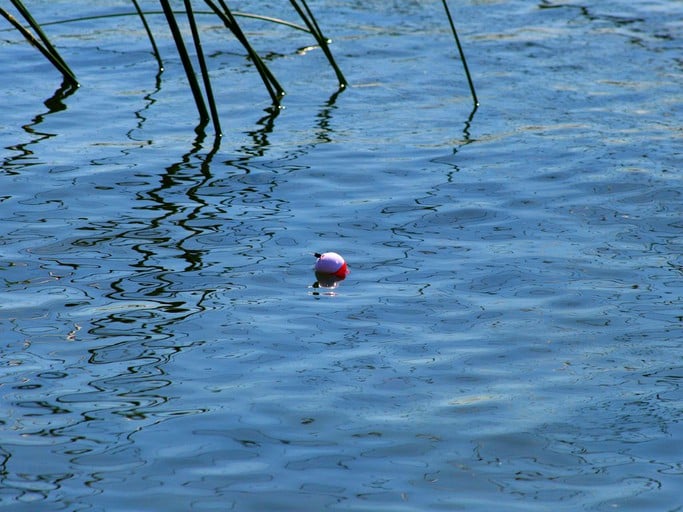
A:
314,86,345,145
125,66,163,148
430,103,479,169
0,129,227,505
221,86,343,169
461,104,478,145
132,132,218,274
43,80,78,113
2,80,77,172
238,107,281,159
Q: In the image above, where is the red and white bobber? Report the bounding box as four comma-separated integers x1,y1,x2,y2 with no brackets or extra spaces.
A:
313,252,349,288
314,252,349,278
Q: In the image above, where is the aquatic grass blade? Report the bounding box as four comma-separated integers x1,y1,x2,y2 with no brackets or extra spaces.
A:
132,0,163,70
289,0,347,88
9,0,78,86
159,0,210,127
442,0,478,109
184,0,222,137
1,4,78,87
206,0,285,106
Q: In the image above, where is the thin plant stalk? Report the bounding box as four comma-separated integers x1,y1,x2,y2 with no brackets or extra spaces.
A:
132,0,163,70
206,0,285,106
289,0,347,88
159,0,210,125
184,0,222,137
10,0,78,86
42,11,310,35
0,5,78,87
442,0,478,109
217,0,285,100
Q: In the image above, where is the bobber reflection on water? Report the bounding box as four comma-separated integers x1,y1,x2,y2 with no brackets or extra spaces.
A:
313,252,349,289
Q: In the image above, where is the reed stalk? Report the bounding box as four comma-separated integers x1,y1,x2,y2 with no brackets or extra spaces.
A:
10,0,78,86
3,2,477,139
205,0,285,106
159,0,210,126
0,3,78,87
442,0,478,109
184,0,222,137
132,0,163,70
289,0,346,88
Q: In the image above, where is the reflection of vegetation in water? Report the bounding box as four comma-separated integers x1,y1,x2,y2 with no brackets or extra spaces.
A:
1,0,477,144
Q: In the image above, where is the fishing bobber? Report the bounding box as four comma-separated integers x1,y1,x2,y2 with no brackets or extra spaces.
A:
314,252,349,279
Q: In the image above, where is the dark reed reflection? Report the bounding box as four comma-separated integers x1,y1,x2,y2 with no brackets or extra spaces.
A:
125,67,162,148
0,82,346,499
234,87,342,160
0,137,220,504
2,81,76,171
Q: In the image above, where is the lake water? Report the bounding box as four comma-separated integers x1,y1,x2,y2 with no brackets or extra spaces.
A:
1,1,683,510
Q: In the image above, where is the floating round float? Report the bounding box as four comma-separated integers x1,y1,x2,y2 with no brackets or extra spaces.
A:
313,252,349,288
314,252,349,278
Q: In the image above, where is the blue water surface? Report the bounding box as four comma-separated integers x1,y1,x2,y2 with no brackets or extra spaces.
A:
1,1,683,510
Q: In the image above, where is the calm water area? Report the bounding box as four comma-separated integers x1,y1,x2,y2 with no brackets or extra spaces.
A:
1,0,683,510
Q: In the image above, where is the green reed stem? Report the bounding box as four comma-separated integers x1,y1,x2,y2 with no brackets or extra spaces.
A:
42,11,310,34
184,0,222,137
1,3,78,87
442,0,478,108
132,0,163,70
10,0,78,86
216,0,286,102
289,0,347,88
205,0,285,106
159,0,210,126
